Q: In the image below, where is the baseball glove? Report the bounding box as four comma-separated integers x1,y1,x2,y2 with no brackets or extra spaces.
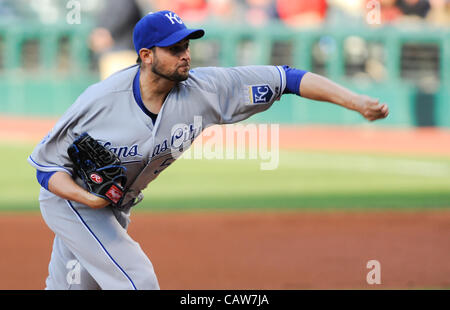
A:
67,132,127,207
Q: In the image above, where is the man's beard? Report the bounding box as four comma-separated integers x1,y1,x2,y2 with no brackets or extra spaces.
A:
151,61,189,82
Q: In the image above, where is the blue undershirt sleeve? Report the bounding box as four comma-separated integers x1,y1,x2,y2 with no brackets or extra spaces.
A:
36,170,56,190
282,65,308,96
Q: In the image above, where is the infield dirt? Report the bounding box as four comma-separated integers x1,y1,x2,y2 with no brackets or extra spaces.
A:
1,210,450,289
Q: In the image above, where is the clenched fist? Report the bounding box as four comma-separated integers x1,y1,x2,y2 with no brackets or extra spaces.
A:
353,95,389,121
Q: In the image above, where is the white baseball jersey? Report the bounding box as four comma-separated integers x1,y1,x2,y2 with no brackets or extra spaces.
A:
28,64,287,289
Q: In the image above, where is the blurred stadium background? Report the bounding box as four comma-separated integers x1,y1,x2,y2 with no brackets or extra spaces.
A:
0,0,450,290
0,0,448,126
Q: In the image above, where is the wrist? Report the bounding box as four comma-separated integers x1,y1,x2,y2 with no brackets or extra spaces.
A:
85,192,110,209
347,93,362,112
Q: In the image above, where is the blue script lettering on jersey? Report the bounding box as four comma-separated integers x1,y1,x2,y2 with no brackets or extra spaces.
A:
152,122,202,157
250,85,274,104
103,142,143,158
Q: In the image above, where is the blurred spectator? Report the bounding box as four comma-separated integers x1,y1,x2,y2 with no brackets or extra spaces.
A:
363,0,403,26
395,0,431,19
177,0,209,22
427,0,450,26
150,0,209,22
244,0,279,27
326,0,365,26
151,0,241,23
328,0,364,18
276,0,328,28
89,0,143,80
0,0,17,19
380,0,404,23
207,0,243,22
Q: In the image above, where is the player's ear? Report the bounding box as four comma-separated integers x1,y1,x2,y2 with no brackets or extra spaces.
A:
139,48,153,66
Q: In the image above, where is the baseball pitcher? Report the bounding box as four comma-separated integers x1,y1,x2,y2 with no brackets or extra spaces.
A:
28,10,389,290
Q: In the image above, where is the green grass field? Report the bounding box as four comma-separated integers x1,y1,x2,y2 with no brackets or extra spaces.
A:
1,142,450,212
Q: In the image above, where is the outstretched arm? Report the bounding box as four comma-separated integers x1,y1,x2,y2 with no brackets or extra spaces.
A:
299,72,389,121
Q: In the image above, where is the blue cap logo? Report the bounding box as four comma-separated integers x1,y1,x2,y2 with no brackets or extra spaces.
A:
133,10,205,55
164,11,183,25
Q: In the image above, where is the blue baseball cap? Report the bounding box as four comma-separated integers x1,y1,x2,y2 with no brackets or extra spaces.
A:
133,10,205,55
